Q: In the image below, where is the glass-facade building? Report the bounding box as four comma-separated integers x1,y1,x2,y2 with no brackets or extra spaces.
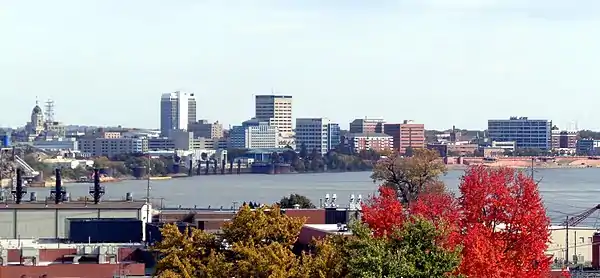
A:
295,118,340,154
487,117,552,150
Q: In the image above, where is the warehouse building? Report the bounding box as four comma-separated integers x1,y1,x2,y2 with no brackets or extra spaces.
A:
0,200,151,240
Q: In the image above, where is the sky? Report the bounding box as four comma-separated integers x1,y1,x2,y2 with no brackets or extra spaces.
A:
2,0,600,131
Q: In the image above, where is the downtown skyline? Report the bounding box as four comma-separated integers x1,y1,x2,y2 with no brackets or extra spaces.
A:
2,1,600,130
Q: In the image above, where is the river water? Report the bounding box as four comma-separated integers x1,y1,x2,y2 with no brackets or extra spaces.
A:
23,168,600,224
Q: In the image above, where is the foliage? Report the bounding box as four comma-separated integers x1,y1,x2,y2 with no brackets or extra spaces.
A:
280,149,372,173
154,204,338,278
226,148,249,162
458,166,551,278
361,186,404,237
364,161,551,277
578,130,600,140
344,217,462,278
371,148,447,205
278,194,316,209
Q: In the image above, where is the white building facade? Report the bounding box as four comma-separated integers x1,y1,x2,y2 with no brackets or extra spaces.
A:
79,138,148,157
230,119,279,149
160,91,197,137
254,95,293,148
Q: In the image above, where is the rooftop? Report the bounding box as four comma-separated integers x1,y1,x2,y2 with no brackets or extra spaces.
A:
303,224,353,236
0,200,146,209
348,132,392,138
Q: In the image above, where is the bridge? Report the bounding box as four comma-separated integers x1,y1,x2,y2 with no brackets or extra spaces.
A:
0,147,39,180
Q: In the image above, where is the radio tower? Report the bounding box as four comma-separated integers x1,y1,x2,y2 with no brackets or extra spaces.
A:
44,99,55,123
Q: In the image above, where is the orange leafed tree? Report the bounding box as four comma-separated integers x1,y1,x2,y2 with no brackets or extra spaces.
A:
361,186,405,237
362,164,552,278
458,166,551,278
361,184,459,244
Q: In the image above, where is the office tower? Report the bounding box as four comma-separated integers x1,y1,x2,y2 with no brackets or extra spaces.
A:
160,91,197,137
487,117,552,150
383,120,425,154
255,94,293,147
296,118,340,154
349,118,385,134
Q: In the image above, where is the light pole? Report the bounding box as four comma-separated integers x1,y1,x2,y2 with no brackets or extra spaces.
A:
146,153,151,224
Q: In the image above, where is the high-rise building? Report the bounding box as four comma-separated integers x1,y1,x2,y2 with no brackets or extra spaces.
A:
327,123,341,151
487,117,552,150
296,118,339,154
255,95,293,147
383,120,425,154
349,118,385,134
160,91,197,137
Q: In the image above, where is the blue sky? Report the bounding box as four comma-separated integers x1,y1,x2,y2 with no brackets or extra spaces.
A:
2,0,600,130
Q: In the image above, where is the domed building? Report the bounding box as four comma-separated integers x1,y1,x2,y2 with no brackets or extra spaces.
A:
26,101,45,139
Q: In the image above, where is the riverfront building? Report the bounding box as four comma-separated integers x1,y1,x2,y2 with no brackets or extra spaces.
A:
576,138,600,155
347,133,393,153
160,91,197,137
349,118,385,134
255,94,293,147
79,137,148,157
551,130,577,154
383,120,425,154
487,117,552,150
188,120,223,139
229,119,279,149
295,118,340,154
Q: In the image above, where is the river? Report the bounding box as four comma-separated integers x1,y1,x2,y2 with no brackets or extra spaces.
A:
22,168,600,224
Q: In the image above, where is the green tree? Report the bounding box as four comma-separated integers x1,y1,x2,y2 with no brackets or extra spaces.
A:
371,148,446,205
299,143,308,159
279,194,315,209
345,217,462,278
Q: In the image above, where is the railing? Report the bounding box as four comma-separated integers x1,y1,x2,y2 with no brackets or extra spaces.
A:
14,155,38,176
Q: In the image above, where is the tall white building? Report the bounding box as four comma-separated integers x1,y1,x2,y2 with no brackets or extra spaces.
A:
295,118,332,154
255,95,293,147
160,91,197,137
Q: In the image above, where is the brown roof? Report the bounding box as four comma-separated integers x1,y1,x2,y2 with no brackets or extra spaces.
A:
0,200,146,210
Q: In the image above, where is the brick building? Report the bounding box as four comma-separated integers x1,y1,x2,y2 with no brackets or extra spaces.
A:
383,120,425,154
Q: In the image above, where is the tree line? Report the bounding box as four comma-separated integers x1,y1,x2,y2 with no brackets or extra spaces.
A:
153,149,570,278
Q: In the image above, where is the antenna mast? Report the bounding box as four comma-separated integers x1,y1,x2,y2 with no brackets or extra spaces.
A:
45,99,55,123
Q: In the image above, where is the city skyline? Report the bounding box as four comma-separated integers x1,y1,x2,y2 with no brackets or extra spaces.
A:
2,1,600,130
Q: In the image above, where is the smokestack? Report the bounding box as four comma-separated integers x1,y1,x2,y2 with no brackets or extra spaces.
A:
89,168,105,204
93,169,101,204
55,168,62,204
15,169,24,204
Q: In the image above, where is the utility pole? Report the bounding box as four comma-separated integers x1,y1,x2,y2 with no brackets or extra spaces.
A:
531,157,535,180
565,216,569,266
146,153,151,225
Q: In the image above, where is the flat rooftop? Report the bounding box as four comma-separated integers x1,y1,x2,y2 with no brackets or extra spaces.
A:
0,200,146,209
303,224,353,236
0,238,144,249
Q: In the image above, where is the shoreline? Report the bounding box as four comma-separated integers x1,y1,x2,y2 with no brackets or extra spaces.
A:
11,165,597,188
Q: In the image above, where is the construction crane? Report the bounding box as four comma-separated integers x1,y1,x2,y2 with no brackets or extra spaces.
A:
559,204,600,266
561,204,600,227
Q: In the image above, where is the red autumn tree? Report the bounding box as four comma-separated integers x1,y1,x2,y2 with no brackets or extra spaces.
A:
458,166,551,278
361,186,404,237
410,190,461,247
362,184,460,244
